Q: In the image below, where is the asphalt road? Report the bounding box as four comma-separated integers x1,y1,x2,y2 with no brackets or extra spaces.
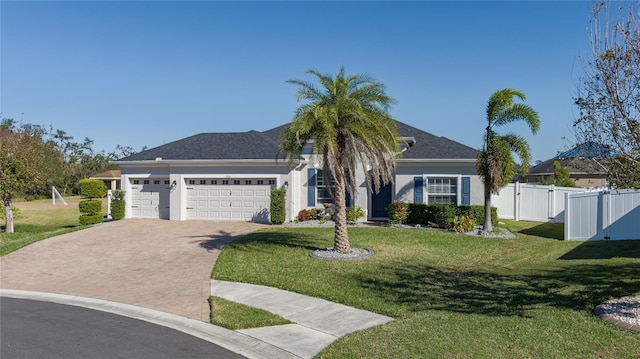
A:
0,297,246,359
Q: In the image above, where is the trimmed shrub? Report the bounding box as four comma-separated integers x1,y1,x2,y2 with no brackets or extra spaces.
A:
79,214,104,226
78,179,106,225
346,205,365,222
270,187,286,224
111,190,125,221
79,179,107,199
406,203,429,224
406,203,497,229
111,200,125,220
426,203,458,228
458,205,498,228
388,201,409,225
79,200,102,215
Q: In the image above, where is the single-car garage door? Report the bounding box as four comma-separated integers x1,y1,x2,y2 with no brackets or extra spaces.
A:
186,178,274,222
130,178,170,219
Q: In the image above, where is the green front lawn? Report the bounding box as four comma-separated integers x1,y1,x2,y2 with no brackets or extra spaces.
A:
212,222,640,358
1,197,106,255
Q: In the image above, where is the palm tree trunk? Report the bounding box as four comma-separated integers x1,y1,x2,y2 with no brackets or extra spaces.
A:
483,184,493,232
333,176,351,253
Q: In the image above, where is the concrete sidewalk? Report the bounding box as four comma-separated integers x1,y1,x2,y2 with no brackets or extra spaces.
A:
211,280,394,358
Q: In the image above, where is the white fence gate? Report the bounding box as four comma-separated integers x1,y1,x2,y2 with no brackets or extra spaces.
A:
491,183,587,223
565,189,640,241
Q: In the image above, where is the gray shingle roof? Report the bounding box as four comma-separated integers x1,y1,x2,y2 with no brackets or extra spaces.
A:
396,122,478,159
116,121,477,161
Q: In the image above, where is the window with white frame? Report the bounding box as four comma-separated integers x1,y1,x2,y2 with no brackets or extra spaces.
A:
316,170,335,204
427,177,457,205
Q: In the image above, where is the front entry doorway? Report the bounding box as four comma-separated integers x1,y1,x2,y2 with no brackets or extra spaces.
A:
371,183,392,218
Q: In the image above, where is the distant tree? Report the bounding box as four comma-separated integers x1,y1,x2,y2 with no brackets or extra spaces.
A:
477,89,540,232
541,161,576,187
109,144,143,159
574,1,640,188
0,119,47,232
280,67,401,253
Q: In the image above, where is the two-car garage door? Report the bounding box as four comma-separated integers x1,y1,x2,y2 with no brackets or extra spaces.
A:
186,178,274,222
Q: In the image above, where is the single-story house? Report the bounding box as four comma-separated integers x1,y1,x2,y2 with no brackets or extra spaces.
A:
90,169,121,191
518,143,610,188
113,121,483,222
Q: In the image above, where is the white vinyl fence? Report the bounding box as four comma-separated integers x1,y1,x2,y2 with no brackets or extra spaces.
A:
491,183,587,223
564,189,640,241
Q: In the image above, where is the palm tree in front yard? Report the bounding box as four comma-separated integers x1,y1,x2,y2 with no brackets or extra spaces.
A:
280,67,401,253
478,88,540,232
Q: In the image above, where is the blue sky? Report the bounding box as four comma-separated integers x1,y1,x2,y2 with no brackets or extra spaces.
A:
2,1,593,162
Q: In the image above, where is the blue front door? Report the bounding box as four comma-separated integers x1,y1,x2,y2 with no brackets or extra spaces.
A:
371,183,392,218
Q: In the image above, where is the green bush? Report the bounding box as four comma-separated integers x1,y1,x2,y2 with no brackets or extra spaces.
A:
426,203,458,228
79,200,102,215
458,205,497,228
112,189,125,201
79,213,104,225
388,201,409,225
111,200,125,220
110,189,125,220
79,179,107,199
346,205,365,222
406,203,429,224
79,179,106,225
270,187,286,224
450,213,477,233
406,203,497,229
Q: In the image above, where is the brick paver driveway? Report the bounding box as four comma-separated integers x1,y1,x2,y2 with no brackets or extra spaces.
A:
0,220,264,321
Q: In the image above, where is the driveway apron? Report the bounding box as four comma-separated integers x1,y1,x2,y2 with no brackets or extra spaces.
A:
0,220,263,321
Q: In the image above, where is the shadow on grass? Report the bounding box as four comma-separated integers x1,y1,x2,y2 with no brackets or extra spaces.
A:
355,261,640,317
190,230,245,252
192,229,325,252
559,240,640,260
517,222,564,240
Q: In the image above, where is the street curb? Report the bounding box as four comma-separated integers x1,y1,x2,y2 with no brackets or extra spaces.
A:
0,289,301,359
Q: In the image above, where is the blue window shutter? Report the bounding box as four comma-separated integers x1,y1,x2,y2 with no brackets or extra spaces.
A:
414,176,423,203
462,177,471,205
308,169,316,206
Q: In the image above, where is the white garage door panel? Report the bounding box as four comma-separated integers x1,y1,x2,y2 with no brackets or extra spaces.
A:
186,179,272,222
130,179,170,219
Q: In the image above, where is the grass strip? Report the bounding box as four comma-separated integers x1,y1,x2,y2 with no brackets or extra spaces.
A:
208,296,292,330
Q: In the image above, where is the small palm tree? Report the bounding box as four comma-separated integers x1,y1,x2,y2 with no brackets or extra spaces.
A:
478,89,540,232
280,67,401,253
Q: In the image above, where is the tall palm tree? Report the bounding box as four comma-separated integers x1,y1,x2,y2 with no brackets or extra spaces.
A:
280,67,401,253
478,88,540,232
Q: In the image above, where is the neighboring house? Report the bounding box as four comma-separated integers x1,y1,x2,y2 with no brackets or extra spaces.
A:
519,143,610,188
90,169,121,191
113,122,483,222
